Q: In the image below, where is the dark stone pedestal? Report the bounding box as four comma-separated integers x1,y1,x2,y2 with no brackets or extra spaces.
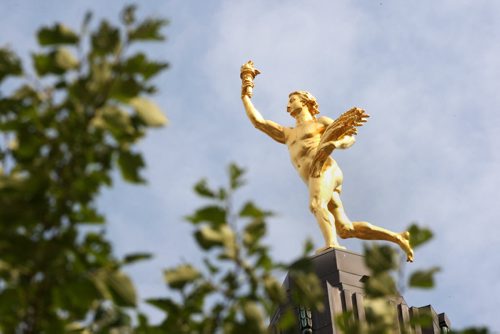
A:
269,249,450,333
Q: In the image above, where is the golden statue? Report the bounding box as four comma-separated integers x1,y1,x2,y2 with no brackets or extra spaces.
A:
240,61,414,262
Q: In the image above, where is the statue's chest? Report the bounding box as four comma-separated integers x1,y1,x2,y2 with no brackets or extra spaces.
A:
287,123,323,144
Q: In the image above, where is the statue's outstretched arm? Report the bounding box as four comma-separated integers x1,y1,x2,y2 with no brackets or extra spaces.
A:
241,95,286,144
240,61,286,144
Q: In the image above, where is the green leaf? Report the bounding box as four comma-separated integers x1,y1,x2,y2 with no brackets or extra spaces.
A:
276,308,298,331
164,264,201,289
229,163,245,190
121,5,137,25
408,267,440,289
256,252,273,270
82,11,93,31
364,298,396,330
263,276,286,304
303,238,314,255
186,205,226,226
54,48,79,70
289,257,313,272
195,225,234,251
91,20,120,55
136,312,149,329
221,272,238,294
109,76,142,100
364,244,398,274
123,52,168,79
128,18,168,41
65,322,86,332
243,219,266,250
0,48,22,82
146,297,179,313
107,271,137,307
409,311,433,328
117,150,146,183
93,105,135,139
203,258,219,275
408,223,433,249
0,288,21,314
123,252,152,264
217,187,227,200
129,97,167,127
33,52,55,75
37,23,79,45
70,205,104,224
54,275,102,316
288,271,324,311
335,311,362,334
239,201,272,218
193,179,216,198
241,301,266,332
364,272,398,298
101,105,131,128
12,130,39,159
32,48,78,76
91,302,131,330
183,281,214,314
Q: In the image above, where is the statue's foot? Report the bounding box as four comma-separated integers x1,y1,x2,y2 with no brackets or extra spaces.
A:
315,244,346,255
398,231,414,262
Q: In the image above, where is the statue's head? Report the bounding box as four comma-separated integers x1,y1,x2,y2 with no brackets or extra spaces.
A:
288,91,320,116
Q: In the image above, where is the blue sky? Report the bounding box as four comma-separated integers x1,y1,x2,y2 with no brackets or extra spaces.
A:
2,0,500,330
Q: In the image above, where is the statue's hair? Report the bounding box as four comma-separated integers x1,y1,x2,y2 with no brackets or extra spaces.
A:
289,90,320,116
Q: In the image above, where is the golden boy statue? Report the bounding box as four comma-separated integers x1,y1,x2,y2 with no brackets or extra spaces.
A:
240,61,413,262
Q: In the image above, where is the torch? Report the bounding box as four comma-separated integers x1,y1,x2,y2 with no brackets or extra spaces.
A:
240,60,261,98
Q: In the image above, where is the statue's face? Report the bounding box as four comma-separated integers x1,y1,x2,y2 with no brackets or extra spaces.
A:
287,94,303,117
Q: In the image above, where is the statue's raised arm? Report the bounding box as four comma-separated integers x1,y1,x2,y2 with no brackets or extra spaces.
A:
240,61,286,144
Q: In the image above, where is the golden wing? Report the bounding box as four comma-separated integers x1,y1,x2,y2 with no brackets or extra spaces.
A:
309,107,369,178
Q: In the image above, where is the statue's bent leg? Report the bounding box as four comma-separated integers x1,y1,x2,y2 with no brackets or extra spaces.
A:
328,192,414,262
308,178,344,253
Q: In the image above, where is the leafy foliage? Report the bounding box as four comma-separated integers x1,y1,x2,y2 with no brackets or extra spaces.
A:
408,267,441,289
334,225,489,333
0,49,22,81
145,164,324,333
37,23,79,46
332,226,439,333
0,6,168,333
408,223,433,249
367,228,441,332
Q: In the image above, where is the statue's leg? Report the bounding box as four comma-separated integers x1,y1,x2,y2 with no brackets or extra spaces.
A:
328,192,414,262
309,177,344,253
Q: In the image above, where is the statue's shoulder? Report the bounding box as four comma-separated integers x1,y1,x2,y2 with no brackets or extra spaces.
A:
317,116,334,126
282,126,293,136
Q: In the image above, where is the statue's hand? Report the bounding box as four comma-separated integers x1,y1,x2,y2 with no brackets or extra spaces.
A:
332,135,356,149
241,85,252,99
240,60,260,98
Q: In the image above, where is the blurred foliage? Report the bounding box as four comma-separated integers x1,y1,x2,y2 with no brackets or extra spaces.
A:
141,164,324,333
335,224,490,334
334,224,440,334
0,5,167,333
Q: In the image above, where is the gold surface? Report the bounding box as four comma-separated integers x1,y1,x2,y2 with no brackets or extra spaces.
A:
240,61,414,262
